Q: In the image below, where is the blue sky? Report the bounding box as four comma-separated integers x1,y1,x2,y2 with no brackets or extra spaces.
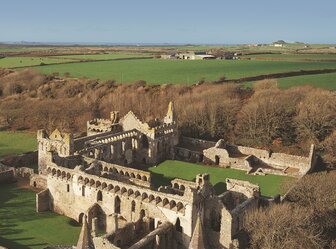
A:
1,0,335,44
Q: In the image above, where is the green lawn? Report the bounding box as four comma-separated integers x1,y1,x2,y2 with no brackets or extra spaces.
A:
0,57,77,68
0,184,81,249
0,132,37,157
149,160,293,197
35,59,336,85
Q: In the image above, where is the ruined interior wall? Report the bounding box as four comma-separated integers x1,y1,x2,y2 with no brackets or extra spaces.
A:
30,173,47,189
180,136,216,149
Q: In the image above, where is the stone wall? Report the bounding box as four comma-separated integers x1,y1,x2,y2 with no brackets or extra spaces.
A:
36,189,50,212
0,168,15,183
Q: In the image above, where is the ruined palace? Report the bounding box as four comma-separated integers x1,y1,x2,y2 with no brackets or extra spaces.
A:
30,102,317,249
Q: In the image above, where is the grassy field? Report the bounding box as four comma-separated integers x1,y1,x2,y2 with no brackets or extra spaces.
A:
148,160,293,197
0,57,77,68
0,132,37,157
0,184,81,249
241,53,336,61
51,53,151,60
35,59,336,85
244,72,336,90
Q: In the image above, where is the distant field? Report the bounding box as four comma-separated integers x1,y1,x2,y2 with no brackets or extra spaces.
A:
148,160,293,197
241,53,336,61
277,73,336,89
0,184,81,249
0,132,36,157
52,53,152,60
0,56,76,68
244,72,336,90
35,59,336,85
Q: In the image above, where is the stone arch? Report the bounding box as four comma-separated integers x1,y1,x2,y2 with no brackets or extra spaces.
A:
56,170,61,177
120,170,124,176
142,192,148,201
121,187,127,195
162,198,169,207
170,200,177,210
215,155,220,165
61,171,66,179
177,202,184,212
107,184,114,191
134,191,141,199
47,167,52,174
141,175,148,181
180,185,185,191
96,181,101,188
84,178,89,185
114,186,120,193
173,183,179,189
136,174,141,180
130,173,135,178
89,179,95,186
103,167,108,172
78,213,85,224
52,168,56,176
149,195,155,202
125,172,130,177
156,196,162,205
66,173,71,180
102,182,107,190
128,189,134,196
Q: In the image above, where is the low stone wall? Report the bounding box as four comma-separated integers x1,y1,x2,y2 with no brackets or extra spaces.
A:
0,151,38,170
0,168,15,183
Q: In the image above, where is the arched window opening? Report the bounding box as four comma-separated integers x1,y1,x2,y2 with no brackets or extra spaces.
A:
131,201,136,212
115,196,121,214
97,190,103,202
175,218,183,233
82,186,85,197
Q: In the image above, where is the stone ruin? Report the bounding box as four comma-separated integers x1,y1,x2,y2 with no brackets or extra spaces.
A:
1,101,316,249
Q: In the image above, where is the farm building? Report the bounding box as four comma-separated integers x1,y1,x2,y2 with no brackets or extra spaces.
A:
176,51,215,60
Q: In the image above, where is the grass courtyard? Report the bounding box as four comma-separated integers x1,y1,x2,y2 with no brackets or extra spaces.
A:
149,160,294,197
0,132,37,157
0,184,81,249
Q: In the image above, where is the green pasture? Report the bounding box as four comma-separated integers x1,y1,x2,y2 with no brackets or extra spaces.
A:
0,132,37,157
148,160,293,197
35,59,336,85
0,184,81,249
0,56,76,68
51,53,151,60
244,72,336,90
241,53,336,61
